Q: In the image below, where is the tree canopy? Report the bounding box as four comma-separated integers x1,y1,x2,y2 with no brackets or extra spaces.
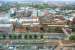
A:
0,3,10,12
69,35,75,40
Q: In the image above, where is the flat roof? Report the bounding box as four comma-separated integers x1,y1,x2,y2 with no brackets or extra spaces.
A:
0,24,12,27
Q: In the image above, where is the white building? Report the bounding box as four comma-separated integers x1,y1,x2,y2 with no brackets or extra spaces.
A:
0,24,13,34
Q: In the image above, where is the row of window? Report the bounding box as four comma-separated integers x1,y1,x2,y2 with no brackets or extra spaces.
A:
0,34,44,39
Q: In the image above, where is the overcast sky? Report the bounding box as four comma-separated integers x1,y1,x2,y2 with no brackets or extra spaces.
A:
0,0,75,2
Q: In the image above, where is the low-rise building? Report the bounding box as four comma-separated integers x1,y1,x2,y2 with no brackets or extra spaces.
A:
0,24,13,34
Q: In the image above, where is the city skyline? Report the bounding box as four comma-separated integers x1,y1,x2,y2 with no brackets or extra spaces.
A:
0,0,75,2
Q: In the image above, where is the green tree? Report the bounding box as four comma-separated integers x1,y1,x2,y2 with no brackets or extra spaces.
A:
70,25,75,32
32,3,50,9
0,3,10,12
69,35,75,40
9,34,17,39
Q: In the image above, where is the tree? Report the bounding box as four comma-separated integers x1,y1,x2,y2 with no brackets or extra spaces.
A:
70,25,75,32
9,34,17,39
0,34,6,39
32,3,50,9
34,34,37,39
17,34,22,39
0,3,10,12
69,35,75,40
